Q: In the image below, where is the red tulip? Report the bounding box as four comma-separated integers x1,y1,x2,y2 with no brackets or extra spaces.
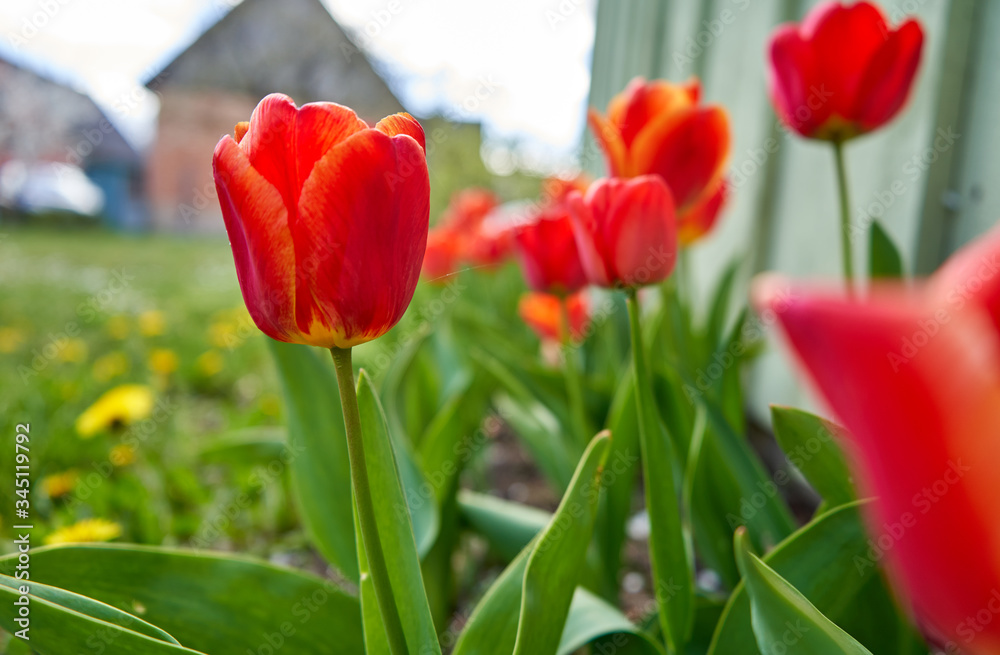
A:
588,78,730,243
421,226,462,284
512,202,588,295
768,1,924,141
519,290,590,344
213,93,429,348
756,227,1000,654
567,176,677,289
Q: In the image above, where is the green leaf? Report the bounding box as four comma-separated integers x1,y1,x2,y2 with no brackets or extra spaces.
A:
770,406,857,510
453,434,611,655
494,393,576,491
706,259,742,350
0,544,364,655
869,220,904,279
558,588,666,655
0,576,202,655
356,370,442,655
707,501,898,655
457,490,550,560
269,341,357,581
515,433,611,654
0,574,181,644
735,530,874,654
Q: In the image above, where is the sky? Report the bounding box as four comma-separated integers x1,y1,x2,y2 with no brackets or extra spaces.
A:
0,0,597,172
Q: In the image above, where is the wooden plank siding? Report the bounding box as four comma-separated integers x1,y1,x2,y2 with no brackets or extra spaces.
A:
585,0,1000,416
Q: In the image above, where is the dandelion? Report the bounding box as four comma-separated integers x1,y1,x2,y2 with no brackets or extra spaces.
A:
45,518,122,545
93,351,129,382
109,444,135,467
208,321,238,349
196,350,223,377
148,348,179,375
0,327,25,354
138,310,166,337
106,315,130,340
75,384,154,438
42,470,78,498
57,338,88,363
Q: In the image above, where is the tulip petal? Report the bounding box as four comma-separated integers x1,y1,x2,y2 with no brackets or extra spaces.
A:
587,108,628,178
854,19,924,131
803,1,889,118
605,176,677,286
567,189,613,287
240,94,367,211
213,136,297,342
614,78,700,148
768,24,829,137
375,113,427,152
931,225,1000,339
631,106,730,211
759,279,1000,651
293,129,429,347
678,179,727,246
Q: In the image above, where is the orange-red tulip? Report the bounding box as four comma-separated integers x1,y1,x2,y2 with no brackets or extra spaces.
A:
213,94,429,348
588,78,730,244
757,227,1000,654
567,176,677,289
421,188,511,282
519,290,590,344
768,1,924,141
512,201,587,296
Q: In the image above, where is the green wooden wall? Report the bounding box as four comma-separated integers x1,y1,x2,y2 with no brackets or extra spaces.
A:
585,0,998,416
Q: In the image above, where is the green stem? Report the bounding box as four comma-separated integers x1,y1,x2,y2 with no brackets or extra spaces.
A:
832,139,855,293
626,288,691,654
559,299,593,450
330,347,409,655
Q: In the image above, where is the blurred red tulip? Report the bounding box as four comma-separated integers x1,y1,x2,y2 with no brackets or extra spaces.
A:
756,227,1000,654
519,290,590,344
213,93,429,348
421,188,511,282
567,176,677,289
512,202,588,295
588,78,730,243
768,1,924,141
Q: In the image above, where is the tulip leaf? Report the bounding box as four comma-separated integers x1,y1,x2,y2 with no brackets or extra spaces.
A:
457,490,550,560
0,575,202,655
735,530,874,654
708,500,906,655
869,220,904,279
770,406,857,510
0,543,364,655
269,341,357,581
453,434,611,655
355,370,442,655
0,574,182,645
494,392,577,491
514,432,610,654
558,588,666,655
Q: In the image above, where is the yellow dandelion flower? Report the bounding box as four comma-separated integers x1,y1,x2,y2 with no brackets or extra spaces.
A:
106,315,130,340
42,470,79,498
75,384,154,438
57,338,88,363
138,310,166,337
93,351,129,382
196,350,224,377
44,518,122,545
148,348,178,375
0,327,25,354
208,321,238,349
109,444,135,467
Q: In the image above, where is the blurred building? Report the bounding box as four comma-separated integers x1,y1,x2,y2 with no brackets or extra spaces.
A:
144,0,404,232
0,52,145,229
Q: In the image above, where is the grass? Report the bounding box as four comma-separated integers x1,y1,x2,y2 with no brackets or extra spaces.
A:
0,228,296,557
